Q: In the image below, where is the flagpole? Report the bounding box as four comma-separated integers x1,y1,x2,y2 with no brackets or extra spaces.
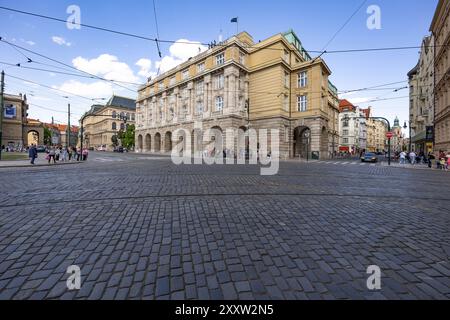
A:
237,17,239,34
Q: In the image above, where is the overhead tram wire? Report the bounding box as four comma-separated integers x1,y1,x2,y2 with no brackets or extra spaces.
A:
2,6,448,55
0,38,140,92
5,73,108,103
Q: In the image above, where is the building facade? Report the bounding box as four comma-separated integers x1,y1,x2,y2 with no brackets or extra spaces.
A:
391,117,405,153
80,95,136,151
136,30,339,160
430,0,450,153
44,123,79,147
408,35,435,154
338,99,367,154
1,93,44,150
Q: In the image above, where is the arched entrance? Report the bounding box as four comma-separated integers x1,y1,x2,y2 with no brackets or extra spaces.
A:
293,126,311,158
137,135,143,151
27,130,39,146
164,132,172,153
145,134,151,152
154,133,161,152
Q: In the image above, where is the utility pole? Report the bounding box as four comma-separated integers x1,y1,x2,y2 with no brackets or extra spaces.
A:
67,103,71,148
0,70,5,161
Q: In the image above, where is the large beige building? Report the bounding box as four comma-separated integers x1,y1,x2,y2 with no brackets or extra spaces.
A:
80,95,136,151
1,93,44,150
408,35,435,154
136,30,339,159
430,0,450,153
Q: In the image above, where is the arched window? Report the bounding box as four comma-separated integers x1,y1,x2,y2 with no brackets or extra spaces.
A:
112,122,117,130
112,111,117,119
120,123,125,130
120,112,125,120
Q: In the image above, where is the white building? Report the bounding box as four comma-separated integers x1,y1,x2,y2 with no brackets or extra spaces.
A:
338,99,367,154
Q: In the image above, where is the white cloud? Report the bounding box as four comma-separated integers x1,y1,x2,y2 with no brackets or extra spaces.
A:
72,54,139,83
53,80,113,99
25,40,36,46
154,39,208,73
135,58,155,78
52,36,72,47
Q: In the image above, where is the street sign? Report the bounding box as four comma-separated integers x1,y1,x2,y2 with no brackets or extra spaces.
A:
386,132,394,139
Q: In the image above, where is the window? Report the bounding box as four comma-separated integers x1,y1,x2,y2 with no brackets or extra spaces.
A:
120,123,125,130
284,72,290,88
131,114,135,121
216,74,224,89
284,50,289,62
343,130,349,136
215,96,224,111
182,69,189,80
196,102,203,114
239,52,245,65
112,122,117,130
283,95,289,111
158,82,164,90
298,71,307,88
196,81,204,95
343,138,349,144
119,112,125,120
297,95,307,112
216,53,225,65
197,62,205,73
169,77,176,86
112,111,117,119
343,120,349,127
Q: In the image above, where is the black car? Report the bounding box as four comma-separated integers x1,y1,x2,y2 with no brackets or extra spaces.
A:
36,145,46,153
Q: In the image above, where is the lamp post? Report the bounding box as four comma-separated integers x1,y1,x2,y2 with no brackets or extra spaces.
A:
304,130,310,162
403,121,412,153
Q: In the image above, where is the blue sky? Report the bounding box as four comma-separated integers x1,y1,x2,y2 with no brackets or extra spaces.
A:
0,0,438,131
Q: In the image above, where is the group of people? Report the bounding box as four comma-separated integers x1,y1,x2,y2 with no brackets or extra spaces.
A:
27,145,89,165
398,150,450,170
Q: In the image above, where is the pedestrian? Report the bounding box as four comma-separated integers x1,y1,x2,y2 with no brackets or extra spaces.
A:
82,148,89,161
439,157,446,171
61,147,68,162
76,147,81,161
399,151,406,164
48,147,56,164
28,144,38,165
409,151,417,165
68,147,72,161
55,147,61,162
428,152,435,168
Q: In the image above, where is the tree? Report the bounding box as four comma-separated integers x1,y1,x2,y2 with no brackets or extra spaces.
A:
111,135,119,147
121,125,135,150
44,127,52,145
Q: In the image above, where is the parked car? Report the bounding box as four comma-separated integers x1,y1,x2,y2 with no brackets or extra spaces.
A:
36,145,46,153
361,152,378,163
114,146,124,153
96,145,107,152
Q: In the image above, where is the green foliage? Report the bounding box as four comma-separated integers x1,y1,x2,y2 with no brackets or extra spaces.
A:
121,124,135,149
43,127,52,145
111,135,119,147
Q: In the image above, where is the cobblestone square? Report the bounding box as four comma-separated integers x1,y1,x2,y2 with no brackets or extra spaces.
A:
0,153,448,300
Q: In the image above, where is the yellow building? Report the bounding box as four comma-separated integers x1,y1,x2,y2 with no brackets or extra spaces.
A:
136,30,339,159
1,93,44,150
430,0,450,153
80,95,136,151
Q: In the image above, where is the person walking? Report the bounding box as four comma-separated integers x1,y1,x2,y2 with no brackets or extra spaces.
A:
28,144,38,165
399,151,406,165
82,148,89,161
48,147,56,164
62,147,68,162
409,151,417,165
428,152,435,168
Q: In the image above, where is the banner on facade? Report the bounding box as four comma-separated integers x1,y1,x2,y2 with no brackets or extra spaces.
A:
3,104,16,119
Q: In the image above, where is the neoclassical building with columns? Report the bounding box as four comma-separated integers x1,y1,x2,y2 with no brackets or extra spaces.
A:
136,30,339,160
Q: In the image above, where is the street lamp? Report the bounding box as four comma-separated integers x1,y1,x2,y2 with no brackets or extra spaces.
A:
304,130,310,162
403,121,412,153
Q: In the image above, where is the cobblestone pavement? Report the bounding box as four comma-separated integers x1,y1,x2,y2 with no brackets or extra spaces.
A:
0,152,449,300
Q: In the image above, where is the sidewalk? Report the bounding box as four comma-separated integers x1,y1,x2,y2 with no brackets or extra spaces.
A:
0,155,84,169
381,161,449,172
